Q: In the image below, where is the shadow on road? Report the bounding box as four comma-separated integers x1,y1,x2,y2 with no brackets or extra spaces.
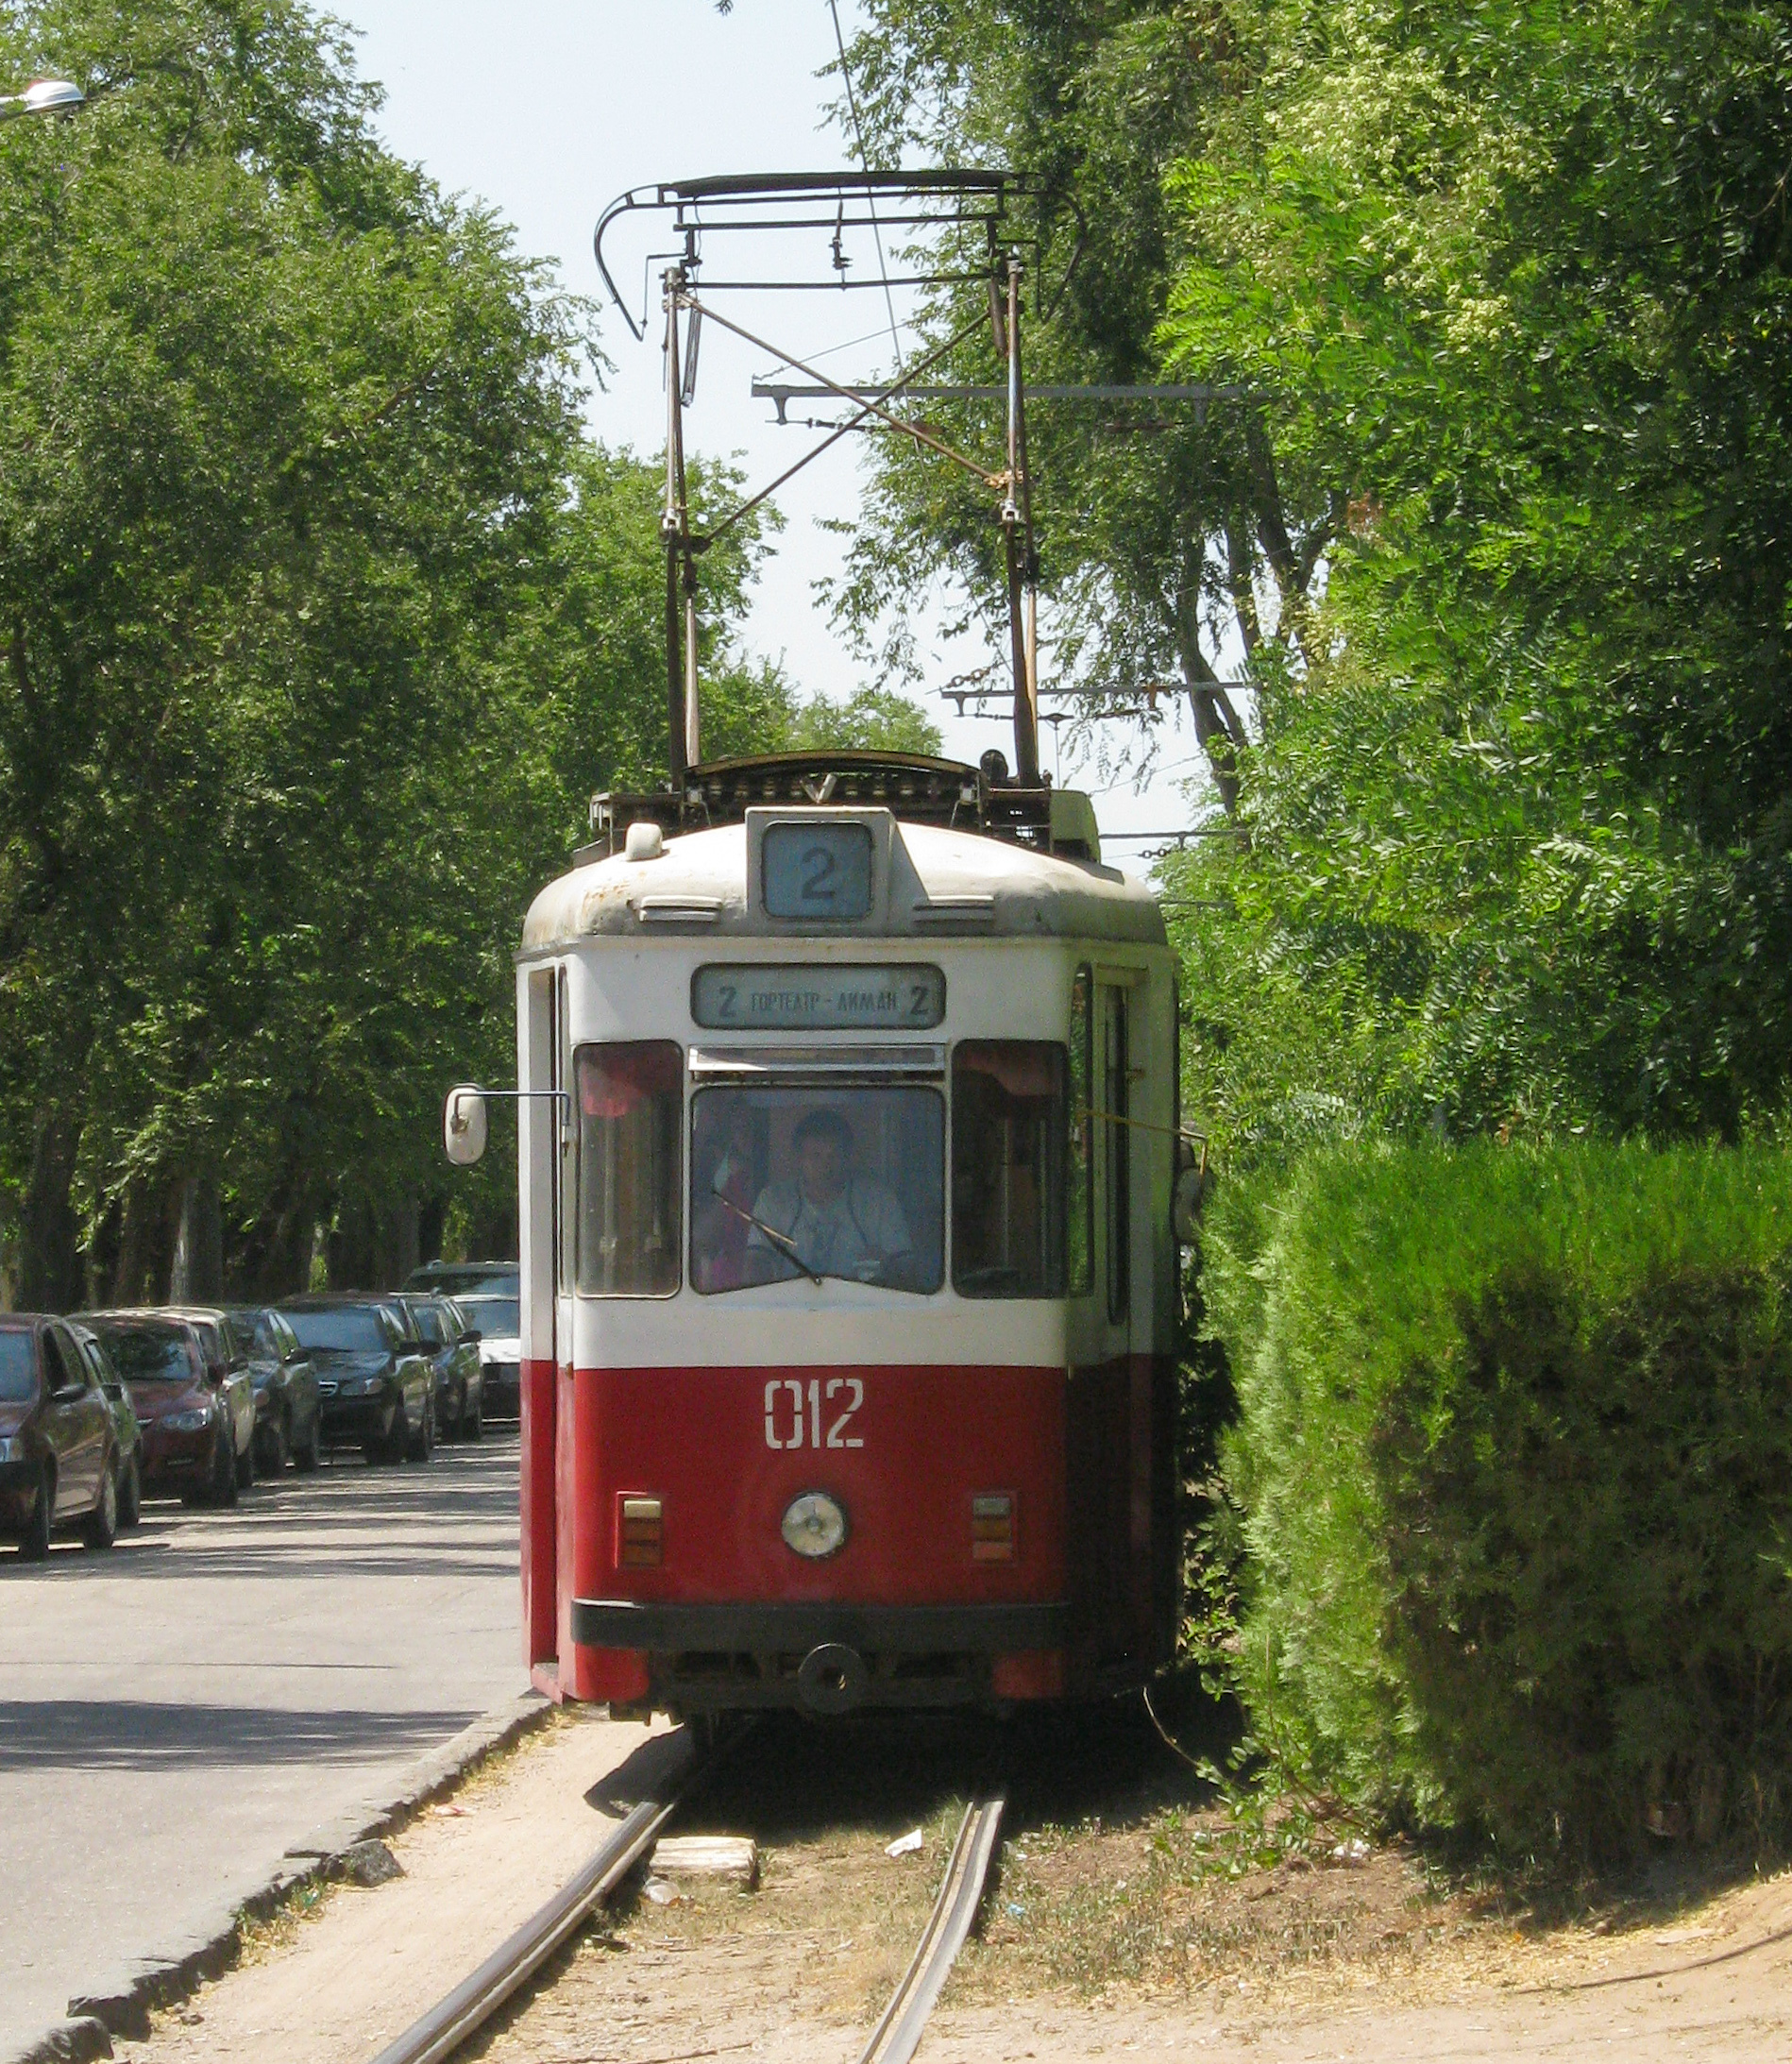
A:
0,1697,483,1770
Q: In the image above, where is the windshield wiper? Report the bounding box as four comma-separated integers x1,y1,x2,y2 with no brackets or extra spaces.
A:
710,1191,825,1288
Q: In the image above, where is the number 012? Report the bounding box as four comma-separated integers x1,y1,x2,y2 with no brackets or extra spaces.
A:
764,1377,863,1450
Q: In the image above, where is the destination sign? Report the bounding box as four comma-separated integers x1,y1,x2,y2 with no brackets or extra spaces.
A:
692,963,946,1032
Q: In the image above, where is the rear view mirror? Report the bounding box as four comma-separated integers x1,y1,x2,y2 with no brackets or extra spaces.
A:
444,1084,488,1167
461,1328,482,1345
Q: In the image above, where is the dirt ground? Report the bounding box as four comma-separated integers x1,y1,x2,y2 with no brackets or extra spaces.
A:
120,1703,1792,2064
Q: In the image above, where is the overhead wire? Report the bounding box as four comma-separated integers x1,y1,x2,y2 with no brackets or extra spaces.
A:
828,0,905,381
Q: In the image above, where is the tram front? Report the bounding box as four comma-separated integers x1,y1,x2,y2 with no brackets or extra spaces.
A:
496,753,1180,1718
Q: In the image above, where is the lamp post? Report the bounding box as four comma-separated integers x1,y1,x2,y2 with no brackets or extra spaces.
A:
0,78,84,122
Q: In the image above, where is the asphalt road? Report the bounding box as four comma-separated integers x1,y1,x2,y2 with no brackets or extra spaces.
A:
0,1431,527,2056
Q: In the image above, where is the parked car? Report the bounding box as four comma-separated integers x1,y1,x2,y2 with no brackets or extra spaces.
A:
0,1316,120,1556
405,1260,517,1298
68,1323,142,1528
83,1311,242,1507
277,1296,435,1464
223,1306,322,1477
393,1294,482,1441
447,1290,519,1420
163,1309,259,1491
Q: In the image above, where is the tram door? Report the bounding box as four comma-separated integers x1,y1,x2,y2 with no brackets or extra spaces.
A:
521,968,561,1674
1072,970,1143,1673
551,967,577,1670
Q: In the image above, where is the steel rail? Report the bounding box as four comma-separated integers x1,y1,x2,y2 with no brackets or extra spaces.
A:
364,1734,714,2064
854,1795,1006,2064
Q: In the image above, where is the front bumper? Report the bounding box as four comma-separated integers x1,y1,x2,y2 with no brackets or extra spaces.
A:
480,1362,519,1416
316,1391,396,1443
569,1599,1069,1712
140,1424,219,1489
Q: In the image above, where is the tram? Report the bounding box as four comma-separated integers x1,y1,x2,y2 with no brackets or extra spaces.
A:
443,172,1197,1717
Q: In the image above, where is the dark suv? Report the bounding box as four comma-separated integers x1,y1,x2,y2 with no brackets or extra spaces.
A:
277,1296,434,1465
0,1316,119,1555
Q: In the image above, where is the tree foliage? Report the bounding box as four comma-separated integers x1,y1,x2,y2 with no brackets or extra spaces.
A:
0,0,784,1303
841,0,1792,1145
1162,0,1792,1145
833,1,1318,806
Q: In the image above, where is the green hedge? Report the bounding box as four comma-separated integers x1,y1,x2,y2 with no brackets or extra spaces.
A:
1205,1143,1792,1857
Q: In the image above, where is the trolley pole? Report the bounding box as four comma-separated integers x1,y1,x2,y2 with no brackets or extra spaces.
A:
661,266,698,788
1001,253,1041,787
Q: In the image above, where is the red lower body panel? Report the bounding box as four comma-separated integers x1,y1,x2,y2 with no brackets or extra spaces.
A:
523,1355,1177,1710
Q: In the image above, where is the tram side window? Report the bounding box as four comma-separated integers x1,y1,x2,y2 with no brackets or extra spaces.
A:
574,1042,683,1297
951,1041,1069,1299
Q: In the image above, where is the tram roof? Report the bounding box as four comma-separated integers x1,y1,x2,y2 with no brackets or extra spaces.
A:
520,805,1166,956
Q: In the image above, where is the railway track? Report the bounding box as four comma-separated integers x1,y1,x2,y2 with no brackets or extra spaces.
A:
367,1725,1005,2064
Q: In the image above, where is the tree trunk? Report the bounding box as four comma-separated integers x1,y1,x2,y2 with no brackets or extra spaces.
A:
327,1199,375,1292
19,1114,81,1314
375,1193,420,1290
417,1194,448,1274
169,1174,223,1303
111,1183,150,1305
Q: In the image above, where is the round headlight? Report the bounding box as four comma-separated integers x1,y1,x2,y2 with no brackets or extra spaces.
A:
782,1491,848,1560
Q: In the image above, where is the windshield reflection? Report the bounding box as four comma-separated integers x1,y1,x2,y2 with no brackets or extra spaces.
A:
692,1086,943,1294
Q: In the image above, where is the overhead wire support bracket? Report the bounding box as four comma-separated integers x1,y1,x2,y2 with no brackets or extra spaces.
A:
594,167,1085,793
752,381,1249,425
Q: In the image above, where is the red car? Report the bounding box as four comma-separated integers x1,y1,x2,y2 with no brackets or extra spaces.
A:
0,1315,120,1557
82,1312,242,1507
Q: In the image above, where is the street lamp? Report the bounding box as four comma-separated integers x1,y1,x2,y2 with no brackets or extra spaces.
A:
0,78,84,122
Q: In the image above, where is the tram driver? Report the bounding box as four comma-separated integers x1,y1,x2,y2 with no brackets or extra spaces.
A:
746,1106,914,1285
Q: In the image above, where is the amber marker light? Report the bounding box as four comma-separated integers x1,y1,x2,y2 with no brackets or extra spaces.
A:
618,1496,664,1567
972,1493,1014,1562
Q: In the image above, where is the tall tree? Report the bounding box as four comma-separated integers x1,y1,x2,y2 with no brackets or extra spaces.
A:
831,1,1320,809
1158,0,1792,1143
0,0,789,1302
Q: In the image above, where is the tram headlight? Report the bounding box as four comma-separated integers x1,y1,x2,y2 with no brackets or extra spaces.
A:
782,1491,848,1561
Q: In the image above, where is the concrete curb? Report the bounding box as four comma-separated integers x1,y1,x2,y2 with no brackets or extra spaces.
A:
8,1688,553,2064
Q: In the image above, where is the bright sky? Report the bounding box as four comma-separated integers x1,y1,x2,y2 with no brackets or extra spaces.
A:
330,0,1205,871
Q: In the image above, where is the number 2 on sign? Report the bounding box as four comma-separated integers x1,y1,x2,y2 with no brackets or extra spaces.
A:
764,1377,863,1450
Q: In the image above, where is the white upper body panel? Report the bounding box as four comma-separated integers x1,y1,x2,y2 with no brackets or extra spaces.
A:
520,811,1166,957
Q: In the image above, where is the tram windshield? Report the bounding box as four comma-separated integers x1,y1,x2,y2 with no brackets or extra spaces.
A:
692,1086,944,1294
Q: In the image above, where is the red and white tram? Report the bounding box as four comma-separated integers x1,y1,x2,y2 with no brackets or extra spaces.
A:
470,753,1183,1718
439,169,1199,1718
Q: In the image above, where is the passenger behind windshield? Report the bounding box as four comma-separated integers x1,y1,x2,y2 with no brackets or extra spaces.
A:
747,1108,913,1285
692,1089,942,1294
